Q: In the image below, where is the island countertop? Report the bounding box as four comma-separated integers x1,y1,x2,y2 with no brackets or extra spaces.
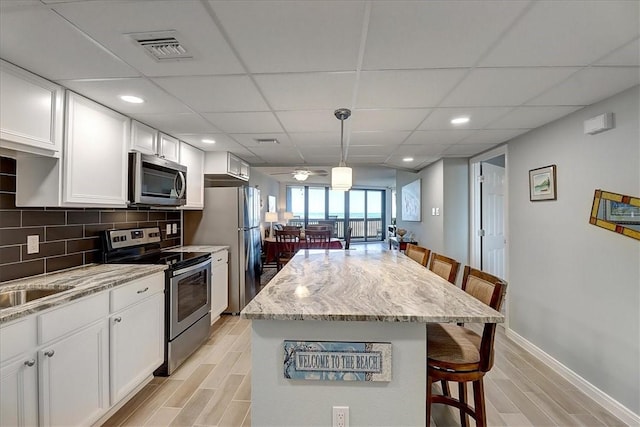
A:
241,249,504,323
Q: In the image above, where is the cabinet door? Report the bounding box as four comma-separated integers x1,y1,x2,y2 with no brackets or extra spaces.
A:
64,92,129,206
158,133,180,162
0,355,38,427
109,292,164,405
227,153,241,177
39,320,109,427
0,59,63,157
211,260,229,322
179,142,204,209
130,120,157,155
239,160,250,180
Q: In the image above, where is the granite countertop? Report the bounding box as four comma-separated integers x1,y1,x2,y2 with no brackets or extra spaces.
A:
241,249,504,324
165,245,229,254
0,264,167,324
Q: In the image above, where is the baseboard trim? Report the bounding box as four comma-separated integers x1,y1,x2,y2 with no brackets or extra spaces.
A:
505,328,640,427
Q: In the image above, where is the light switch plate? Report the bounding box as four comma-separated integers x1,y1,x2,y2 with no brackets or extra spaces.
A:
166,224,172,236
172,223,178,234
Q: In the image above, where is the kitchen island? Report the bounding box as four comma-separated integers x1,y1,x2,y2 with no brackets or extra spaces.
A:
241,248,503,426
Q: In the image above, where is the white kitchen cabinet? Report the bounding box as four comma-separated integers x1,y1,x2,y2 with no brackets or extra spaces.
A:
0,353,38,427
158,133,180,163
179,141,204,209
130,120,158,155
109,274,164,405
64,91,129,206
0,59,64,157
211,249,229,323
204,151,250,181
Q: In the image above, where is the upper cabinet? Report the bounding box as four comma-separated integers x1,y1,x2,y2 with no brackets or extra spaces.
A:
130,122,179,163
204,151,250,181
179,142,204,210
0,60,64,157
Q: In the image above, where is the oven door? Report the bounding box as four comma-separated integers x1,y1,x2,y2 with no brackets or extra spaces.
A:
168,258,211,339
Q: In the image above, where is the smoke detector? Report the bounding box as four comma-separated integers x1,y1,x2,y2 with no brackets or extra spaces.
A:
127,30,193,61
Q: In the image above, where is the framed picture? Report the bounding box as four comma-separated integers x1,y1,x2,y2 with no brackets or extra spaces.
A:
401,179,421,221
268,195,276,213
605,200,640,224
529,165,557,201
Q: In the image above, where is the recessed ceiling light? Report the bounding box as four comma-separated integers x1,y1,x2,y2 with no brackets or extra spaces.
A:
403,157,414,162
201,139,216,144
119,95,144,104
451,116,470,125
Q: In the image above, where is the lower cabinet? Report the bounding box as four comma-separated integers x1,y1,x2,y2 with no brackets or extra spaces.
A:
110,292,164,404
211,249,229,323
0,272,165,426
38,320,109,427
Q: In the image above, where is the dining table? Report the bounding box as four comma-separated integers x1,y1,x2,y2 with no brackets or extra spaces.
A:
262,236,343,263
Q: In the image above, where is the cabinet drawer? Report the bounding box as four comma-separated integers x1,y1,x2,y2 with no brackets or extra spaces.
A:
0,316,37,362
211,250,228,265
38,292,109,345
110,273,164,313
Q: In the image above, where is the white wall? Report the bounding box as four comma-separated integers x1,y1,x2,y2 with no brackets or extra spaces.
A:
249,169,281,238
508,86,640,415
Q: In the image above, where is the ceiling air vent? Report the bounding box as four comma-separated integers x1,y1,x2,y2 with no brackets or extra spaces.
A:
127,31,193,61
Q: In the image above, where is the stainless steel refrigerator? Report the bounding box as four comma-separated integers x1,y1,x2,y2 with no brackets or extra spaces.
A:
184,186,261,314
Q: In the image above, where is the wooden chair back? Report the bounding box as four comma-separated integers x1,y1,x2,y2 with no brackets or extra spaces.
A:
405,243,430,266
344,227,352,249
274,229,301,270
428,252,461,284
306,225,329,231
305,229,331,248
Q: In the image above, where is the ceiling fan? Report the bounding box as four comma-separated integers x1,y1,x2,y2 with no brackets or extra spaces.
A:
271,169,329,181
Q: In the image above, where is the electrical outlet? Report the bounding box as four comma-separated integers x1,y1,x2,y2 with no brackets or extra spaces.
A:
27,235,39,254
172,223,178,234
332,406,349,427
435,207,440,216
166,224,172,236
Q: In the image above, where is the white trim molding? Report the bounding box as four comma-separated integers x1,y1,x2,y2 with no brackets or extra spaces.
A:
506,328,640,427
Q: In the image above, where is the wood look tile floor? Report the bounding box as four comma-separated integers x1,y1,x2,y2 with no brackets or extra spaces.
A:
103,257,628,426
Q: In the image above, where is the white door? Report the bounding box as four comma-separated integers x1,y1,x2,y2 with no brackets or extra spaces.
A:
481,162,506,280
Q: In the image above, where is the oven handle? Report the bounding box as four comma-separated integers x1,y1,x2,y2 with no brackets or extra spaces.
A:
172,258,211,277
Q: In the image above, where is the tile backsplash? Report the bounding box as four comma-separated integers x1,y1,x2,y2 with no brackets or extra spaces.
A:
0,156,182,282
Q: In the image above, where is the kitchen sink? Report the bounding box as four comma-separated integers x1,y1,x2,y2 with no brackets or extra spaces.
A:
0,287,73,310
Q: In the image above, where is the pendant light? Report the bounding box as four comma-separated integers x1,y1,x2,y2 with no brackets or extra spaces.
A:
331,108,352,191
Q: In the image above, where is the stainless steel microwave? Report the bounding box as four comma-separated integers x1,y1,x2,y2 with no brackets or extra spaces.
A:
128,152,187,206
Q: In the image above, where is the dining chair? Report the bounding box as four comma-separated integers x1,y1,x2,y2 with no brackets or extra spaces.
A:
426,266,507,427
274,229,301,270
306,225,330,231
405,243,430,267
344,227,352,250
428,252,461,284
305,229,331,249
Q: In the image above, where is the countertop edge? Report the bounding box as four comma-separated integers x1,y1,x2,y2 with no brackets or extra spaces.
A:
240,313,505,323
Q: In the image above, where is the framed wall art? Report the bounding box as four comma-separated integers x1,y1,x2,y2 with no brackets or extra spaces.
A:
401,179,421,221
529,165,557,201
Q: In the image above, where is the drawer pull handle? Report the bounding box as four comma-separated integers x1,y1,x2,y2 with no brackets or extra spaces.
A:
137,287,149,294
24,359,36,367
114,317,122,323
44,350,55,358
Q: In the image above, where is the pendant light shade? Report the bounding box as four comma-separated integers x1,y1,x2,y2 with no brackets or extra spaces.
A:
331,108,352,191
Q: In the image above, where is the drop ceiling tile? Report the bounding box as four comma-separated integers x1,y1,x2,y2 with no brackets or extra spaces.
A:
349,131,411,146
486,106,582,129
347,155,387,165
419,107,512,130
596,38,640,66
287,133,339,147
277,110,340,133
130,113,219,135
459,129,530,145
249,144,303,157
441,67,579,107
230,133,293,147
152,75,268,112
481,1,640,67
357,69,468,108
351,109,430,131
347,145,396,156
527,67,640,106
209,1,365,73
404,130,474,145
393,144,451,158
255,72,355,110
0,2,138,80
386,156,438,169
443,144,500,157
256,151,306,164
175,133,244,151
364,1,528,69
59,78,191,114
51,0,244,76
201,112,283,133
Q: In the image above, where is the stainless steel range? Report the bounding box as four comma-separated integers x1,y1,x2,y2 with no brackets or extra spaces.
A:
101,227,211,376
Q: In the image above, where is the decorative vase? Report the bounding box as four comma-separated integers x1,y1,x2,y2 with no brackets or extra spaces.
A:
397,228,407,241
